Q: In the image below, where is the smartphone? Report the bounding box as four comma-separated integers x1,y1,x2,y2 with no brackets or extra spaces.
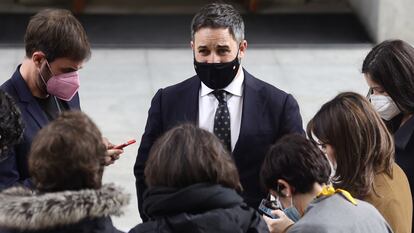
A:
113,139,136,149
258,199,279,219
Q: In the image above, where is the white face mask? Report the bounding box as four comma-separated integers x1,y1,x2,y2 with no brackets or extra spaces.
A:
370,94,401,121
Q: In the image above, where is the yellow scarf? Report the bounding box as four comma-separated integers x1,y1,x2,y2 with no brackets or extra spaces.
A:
317,185,358,205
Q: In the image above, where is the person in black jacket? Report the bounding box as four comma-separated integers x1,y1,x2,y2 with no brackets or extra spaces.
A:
129,124,269,233
362,39,414,229
0,111,129,233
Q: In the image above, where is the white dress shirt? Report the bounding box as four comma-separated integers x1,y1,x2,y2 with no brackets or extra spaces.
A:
198,68,244,151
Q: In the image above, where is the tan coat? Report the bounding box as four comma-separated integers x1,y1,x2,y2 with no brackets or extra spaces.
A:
365,164,413,233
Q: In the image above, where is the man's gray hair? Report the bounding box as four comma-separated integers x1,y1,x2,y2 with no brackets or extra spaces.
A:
191,3,245,43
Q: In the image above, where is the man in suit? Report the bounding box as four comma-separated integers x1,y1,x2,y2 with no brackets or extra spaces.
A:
0,9,122,190
134,3,304,221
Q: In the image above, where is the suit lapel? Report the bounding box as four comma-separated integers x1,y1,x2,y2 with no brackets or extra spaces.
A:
174,77,200,125
11,70,49,128
233,70,264,154
185,77,200,124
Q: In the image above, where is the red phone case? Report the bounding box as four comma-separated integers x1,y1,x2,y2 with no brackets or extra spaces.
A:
113,139,136,149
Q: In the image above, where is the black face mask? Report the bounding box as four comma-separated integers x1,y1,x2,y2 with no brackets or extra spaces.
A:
194,53,240,90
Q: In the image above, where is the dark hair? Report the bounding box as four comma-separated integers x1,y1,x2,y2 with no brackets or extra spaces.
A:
29,111,106,192
25,9,91,62
145,123,242,192
191,3,245,43
307,92,394,198
0,90,24,159
260,134,331,194
362,39,414,113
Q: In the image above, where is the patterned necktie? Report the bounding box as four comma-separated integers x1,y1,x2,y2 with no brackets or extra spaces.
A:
213,90,231,152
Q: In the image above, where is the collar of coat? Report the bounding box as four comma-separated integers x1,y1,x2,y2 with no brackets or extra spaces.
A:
0,183,129,231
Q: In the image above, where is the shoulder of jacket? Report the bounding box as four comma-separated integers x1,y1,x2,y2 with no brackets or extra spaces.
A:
244,71,289,98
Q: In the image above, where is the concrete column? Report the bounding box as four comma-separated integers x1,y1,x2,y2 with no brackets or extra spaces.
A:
349,0,414,44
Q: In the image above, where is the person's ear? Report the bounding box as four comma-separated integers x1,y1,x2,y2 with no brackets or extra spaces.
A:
238,40,248,59
277,179,293,197
32,51,46,69
190,40,194,50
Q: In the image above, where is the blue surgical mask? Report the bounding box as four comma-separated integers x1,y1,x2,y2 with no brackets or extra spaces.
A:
283,205,301,222
276,195,301,222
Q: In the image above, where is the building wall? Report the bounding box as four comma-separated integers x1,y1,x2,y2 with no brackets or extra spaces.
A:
349,0,414,44
379,0,414,44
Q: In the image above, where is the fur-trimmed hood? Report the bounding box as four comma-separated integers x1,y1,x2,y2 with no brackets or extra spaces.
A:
0,183,129,231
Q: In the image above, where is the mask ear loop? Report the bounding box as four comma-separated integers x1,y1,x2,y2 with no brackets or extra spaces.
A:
276,184,286,209
38,60,49,89
53,96,62,114
289,195,295,209
45,60,55,77
42,59,63,114
277,184,287,197
277,183,297,209
39,71,47,86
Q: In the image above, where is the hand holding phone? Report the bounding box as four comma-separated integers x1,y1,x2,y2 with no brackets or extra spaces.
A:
113,139,136,149
258,199,279,219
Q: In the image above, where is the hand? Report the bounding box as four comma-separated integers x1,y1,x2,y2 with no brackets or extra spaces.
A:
102,137,124,166
263,209,295,233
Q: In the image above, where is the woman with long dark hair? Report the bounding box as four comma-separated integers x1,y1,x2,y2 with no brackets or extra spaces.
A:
362,39,414,200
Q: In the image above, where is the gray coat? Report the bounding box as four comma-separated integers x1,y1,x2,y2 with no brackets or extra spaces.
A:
288,193,393,233
0,184,129,233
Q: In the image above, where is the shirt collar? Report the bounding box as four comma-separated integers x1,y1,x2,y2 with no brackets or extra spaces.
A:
200,67,244,97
